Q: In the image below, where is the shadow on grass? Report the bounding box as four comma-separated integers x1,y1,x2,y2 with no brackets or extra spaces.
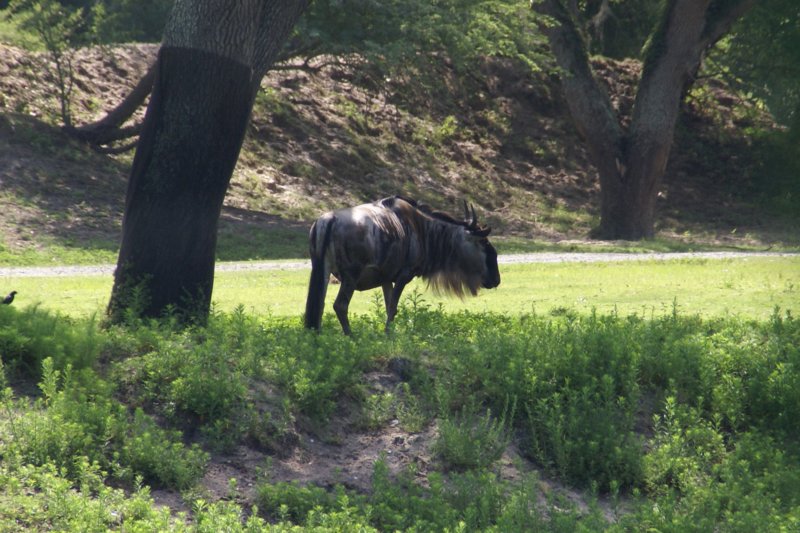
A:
1,114,312,264
216,206,309,261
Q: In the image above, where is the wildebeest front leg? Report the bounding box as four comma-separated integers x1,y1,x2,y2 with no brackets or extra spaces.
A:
333,282,356,335
382,283,395,333
385,272,414,333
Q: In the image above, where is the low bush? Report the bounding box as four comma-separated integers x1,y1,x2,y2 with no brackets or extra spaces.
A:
0,358,207,490
2,293,799,530
434,397,514,471
0,305,99,379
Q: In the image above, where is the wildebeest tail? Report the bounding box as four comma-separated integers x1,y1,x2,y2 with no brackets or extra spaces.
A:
304,217,334,330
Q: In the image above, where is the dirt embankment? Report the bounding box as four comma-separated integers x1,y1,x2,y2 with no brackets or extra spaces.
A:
1,41,795,258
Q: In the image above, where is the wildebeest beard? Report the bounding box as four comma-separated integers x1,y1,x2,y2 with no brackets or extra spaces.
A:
419,223,485,298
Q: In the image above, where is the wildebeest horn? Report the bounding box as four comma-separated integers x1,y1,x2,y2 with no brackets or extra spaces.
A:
462,200,479,228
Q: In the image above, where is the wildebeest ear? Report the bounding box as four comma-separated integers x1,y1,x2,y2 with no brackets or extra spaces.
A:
471,226,491,237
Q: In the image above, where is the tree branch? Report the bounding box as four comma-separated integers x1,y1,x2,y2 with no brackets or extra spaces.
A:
531,0,624,169
93,139,140,155
702,0,758,49
64,60,155,146
251,0,312,93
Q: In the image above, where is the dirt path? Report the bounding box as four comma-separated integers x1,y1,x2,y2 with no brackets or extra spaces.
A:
0,251,796,278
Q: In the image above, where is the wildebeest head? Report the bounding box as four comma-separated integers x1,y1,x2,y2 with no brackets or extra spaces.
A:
463,201,501,290
426,201,501,297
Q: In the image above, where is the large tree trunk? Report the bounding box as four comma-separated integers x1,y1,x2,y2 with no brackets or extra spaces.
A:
107,47,252,322
533,0,755,240
603,0,711,239
108,0,308,323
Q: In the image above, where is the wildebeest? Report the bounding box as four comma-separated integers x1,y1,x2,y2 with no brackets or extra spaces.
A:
304,196,500,334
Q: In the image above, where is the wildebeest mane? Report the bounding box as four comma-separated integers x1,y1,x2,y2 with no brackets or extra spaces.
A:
385,195,469,229
382,196,485,298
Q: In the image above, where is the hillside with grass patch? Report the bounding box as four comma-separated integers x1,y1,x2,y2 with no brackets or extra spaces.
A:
1,42,797,267
2,299,799,530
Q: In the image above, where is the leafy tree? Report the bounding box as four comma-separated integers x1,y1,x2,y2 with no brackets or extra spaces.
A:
288,0,546,105
708,0,800,133
6,0,91,126
705,0,800,215
68,0,543,151
107,0,309,323
7,0,172,43
5,0,169,136
532,0,757,239
90,0,172,43
574,0,662,59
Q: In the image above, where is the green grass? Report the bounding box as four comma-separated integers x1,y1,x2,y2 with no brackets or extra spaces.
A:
215,224,310,261
0,243,119,267
0,18,40,50
4,257,798,320
2,297,799,531
494,235,800,254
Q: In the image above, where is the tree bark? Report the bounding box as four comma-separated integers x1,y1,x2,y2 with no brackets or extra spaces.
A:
532,0,755,240
610,0,711,239
107,0,309,323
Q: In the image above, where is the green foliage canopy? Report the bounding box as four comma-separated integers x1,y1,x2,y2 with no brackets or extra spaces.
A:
4,0,170,46
709,0,800,130
289,0,549,101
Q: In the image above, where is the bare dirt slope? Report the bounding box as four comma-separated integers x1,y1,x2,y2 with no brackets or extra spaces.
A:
1,42,794,262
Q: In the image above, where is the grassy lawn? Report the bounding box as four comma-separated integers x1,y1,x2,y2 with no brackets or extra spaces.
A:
4,256,798,320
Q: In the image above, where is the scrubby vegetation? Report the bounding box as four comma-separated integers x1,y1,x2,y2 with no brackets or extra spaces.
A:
2,296,799,530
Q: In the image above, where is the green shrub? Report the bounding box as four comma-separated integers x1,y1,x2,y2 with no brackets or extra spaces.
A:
262,327,376,420
644,396,726,495
1,358,207,490
367,458,598,531
0,305,99,379
434,397,514,471
360,391,396,430
6,296,799,530
621,430,800,531
0,460,178,532
256,481,339,523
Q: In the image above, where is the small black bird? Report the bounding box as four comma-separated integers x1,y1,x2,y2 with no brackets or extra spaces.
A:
2,291,17,305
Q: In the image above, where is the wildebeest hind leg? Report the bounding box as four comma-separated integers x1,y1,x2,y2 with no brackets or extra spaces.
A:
333,282,356,335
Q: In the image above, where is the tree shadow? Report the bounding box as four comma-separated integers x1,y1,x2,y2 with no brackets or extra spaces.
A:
217,206,309,261
0,113,126,257
0,113,312,262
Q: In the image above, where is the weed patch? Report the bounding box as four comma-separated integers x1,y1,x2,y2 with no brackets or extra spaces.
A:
0,359,207,491
0,304,99,379
1,296,799,530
